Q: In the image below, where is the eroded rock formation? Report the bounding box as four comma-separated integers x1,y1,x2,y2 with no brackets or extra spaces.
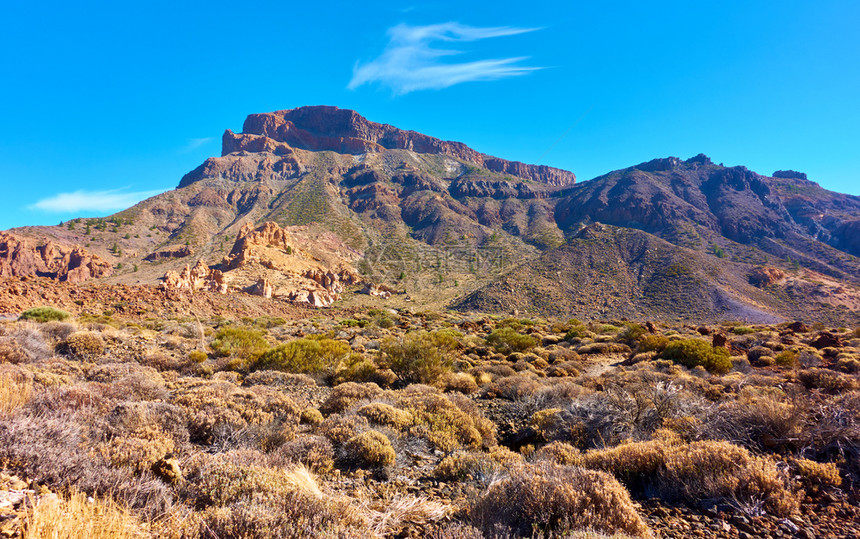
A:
0,233,112,283
160,222,359,307
161,260,227,293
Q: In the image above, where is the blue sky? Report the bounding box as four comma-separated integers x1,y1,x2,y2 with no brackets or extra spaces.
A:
2,0,859,230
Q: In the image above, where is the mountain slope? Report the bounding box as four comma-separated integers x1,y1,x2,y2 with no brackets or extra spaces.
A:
3,107,859,323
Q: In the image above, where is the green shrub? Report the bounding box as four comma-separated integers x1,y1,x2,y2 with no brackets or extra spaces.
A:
381,330,459,384
637,334,669,353
19,307,70,323
210,327,269,364
563,325,589,340
486,327,537,353
732,326,756,335
618,323,647,344
252,337,350,375
661,339,731,373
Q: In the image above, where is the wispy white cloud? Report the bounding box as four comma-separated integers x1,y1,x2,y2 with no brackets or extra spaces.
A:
182,137,215,152
29,188,165,213
348,22,541,94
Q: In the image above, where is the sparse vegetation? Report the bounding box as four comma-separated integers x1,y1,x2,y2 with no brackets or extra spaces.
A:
0,309,857,537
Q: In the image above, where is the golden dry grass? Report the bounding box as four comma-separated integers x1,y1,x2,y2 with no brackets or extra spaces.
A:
0,372,32,416
23,492,149,539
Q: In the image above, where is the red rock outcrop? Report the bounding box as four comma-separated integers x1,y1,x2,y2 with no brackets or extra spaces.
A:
749,267,787,288
0,233,112,283
159,222,361,307
161,260,227,293
223,221,296,271
220,106,575,187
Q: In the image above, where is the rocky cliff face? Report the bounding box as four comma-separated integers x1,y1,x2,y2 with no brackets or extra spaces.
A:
0,233,112,283
217,106,575,187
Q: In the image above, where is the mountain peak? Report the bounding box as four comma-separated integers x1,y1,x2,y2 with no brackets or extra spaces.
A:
220,106,576,187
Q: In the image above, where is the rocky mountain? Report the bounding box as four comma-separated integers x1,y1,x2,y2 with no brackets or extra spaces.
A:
3,107,859,323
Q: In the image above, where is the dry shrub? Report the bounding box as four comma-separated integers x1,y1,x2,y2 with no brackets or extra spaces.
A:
430,523,485,539
835,356,860,373
470,364,517,383
368,495,452,538
436,371,478,394
532,441,582,466
187,458,366,538
0,325,51,363
61,331,106,359
0,410,175,520
395,385,495,452
244,370,317,388
581,439,671,491
86,363,169,402
96,401,189,474
471,463,649,538
300,408,324,426
271,435,335,475
342,430,396,468
543,374,702,447
789,457,842,493
747,346,775,365
36,320,78,343
435,447,524,483
0,336,29,364
23,491,149,539
317,414,369,446
319,382,384,415
171,379,300,444
140,350,202,373
357,402,413,429
659,441,799,516
798,368,858,392
799,391,860,480
546,360,581,377
481,373,541,400
96,426,176,474
528,380,589,409
578,439,799,516
704,389,806,453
